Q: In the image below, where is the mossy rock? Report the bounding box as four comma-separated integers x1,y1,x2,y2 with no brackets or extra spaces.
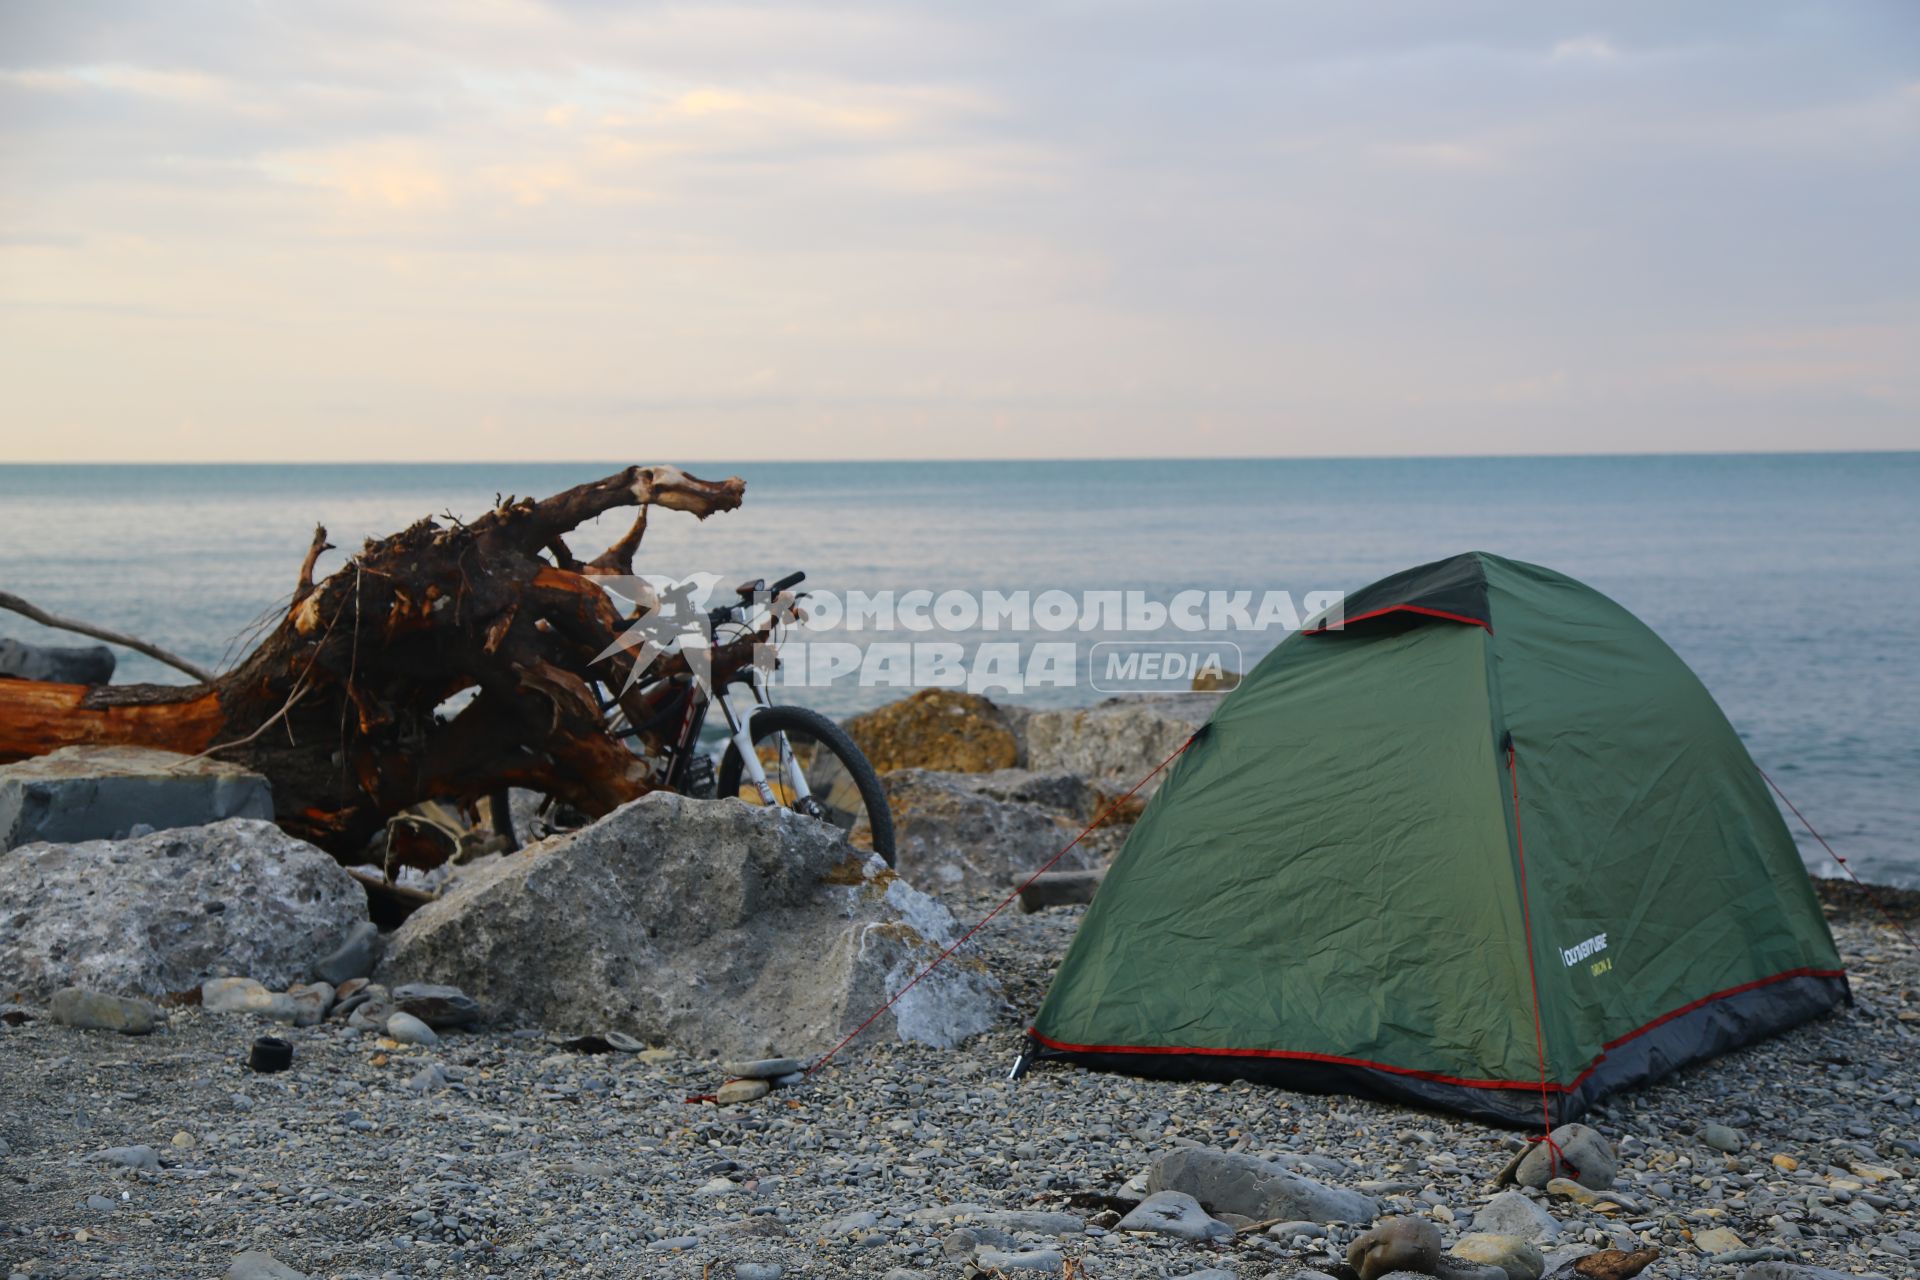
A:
844,689,1018,774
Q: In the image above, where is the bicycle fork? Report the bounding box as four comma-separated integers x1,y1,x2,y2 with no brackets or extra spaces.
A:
715,684,818,812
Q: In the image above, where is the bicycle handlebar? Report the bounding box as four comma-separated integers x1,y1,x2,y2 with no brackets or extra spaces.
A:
734,571,805,601
715,570,807,630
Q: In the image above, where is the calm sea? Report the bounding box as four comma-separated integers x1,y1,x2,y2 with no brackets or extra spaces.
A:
1,455,1915,886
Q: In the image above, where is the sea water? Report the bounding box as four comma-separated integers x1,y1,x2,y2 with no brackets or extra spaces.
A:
1,454,1914,884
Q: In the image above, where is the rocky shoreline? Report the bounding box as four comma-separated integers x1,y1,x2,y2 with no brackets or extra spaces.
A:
2,689,1915,1280
1,880,1912,1280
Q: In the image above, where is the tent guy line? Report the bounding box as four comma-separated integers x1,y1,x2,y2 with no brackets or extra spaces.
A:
1759,764,1915,948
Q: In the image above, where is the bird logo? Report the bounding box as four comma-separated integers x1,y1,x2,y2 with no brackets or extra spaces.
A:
588,572,727,694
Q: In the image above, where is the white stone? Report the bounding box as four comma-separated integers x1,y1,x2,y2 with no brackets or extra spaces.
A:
201,977,297,1024
384,1011,439,1046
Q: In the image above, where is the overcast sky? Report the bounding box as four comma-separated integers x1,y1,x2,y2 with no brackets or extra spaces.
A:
1,2,1915,461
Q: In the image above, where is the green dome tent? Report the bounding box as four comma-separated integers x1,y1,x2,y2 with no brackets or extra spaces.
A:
1027,552,1846,1126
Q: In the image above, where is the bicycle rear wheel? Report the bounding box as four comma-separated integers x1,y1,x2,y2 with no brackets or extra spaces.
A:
716,704,896,866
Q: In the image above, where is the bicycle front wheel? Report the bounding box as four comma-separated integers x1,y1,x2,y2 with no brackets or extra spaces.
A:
716,704,896,867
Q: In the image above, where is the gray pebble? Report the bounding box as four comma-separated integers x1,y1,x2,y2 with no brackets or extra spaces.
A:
975,1248,1065,1272
390,982,481,1028
227,1251,308,1279
1349,1216,1443,1280
93,1144,160,1171
406,1063,448,1094
945,1225,1019,1257
716,1078,770,1105
1709,1246,1792,1264
1702,1122,1747,1153
50,987,159,1035
384,1011,439,1046
828,1209,881,1236
723,1056,804,1079
1474,1190,1561,1242
311,920,379,985
1117,1190,1234,1241
646,1235,700,1251
1736,1265,1898,1280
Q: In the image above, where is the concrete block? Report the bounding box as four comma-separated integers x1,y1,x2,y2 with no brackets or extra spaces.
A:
0,745,273,852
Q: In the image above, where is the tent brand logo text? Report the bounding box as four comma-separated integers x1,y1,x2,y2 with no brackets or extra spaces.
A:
1561,933,1608,967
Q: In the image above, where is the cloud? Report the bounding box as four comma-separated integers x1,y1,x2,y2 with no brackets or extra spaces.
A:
264,141,451,210
1491,371,1570,404
1550,36,1619,63
1,1,1916,460
1,63,230,102
1375,140,1504,171
479,159,588,207
1664,321,1920,401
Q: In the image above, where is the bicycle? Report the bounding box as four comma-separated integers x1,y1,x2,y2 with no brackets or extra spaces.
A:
491,570,896,865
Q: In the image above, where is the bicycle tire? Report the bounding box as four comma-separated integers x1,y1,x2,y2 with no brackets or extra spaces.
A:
486,789,518,853
716,704,897,867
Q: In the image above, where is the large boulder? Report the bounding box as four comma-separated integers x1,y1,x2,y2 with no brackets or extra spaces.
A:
0,637,116,685
1147,1146,1377,1225
377,792,1003,1055
0,745,273,852
1023,694,1222,790
844,689,1020,773
877,769,1102,897
0,819,367,1001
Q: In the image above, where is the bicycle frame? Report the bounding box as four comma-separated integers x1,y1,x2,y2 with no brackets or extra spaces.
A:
600,644,816,811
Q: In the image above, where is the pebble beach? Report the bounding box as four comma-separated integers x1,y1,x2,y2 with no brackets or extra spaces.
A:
2,882,1913,1280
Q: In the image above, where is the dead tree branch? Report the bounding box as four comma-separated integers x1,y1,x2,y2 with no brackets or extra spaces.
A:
0,589,215,683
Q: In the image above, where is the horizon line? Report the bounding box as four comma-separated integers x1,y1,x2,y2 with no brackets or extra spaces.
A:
3,447,1918,466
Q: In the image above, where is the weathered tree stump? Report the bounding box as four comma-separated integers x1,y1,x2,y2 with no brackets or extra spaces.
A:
0,466,745,863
